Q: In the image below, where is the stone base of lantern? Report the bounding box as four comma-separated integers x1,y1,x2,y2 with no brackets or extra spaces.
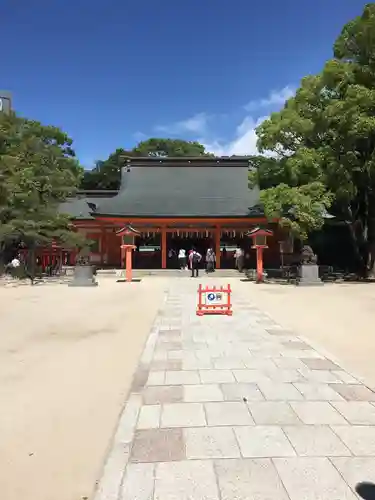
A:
298,264,323,286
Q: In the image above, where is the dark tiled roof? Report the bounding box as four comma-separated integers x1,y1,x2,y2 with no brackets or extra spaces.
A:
93,157,261,218
59,197,103,220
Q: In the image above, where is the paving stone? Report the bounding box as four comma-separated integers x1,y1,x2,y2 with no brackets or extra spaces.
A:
94,442,131,500
242,358,278,370
183,341,209,350
130,428,185,463
182,358,213,370
154,460,219,500
158,334,182,344
282,340,313,350
184,384,224,402
332,370,360,384
167,350,184,360
213,357,246,369
151,360,182,371
297,368,342,384
131,367,149,393
330,457,375,488
332,401,375,425
250,349,282,359
281,349,323,359
257,382,304,401
146,371,165,386
137,405,161,430
155,341,182,351
165,370,200,385
221,383,265,402
159,328,181,336
301,358,341,371
274,457,357,500
273,357,306,369
329,383,375,402
248,402,301,425
161,402,206,428
153,350,168,361
142,385,183,405
215,458,290,500
233,369,271,384
294,382,345,401
283,425,351,457
234,425,296,458
331,425,375,456
121,463,154,500
199,369,235,384
265,369,306,383
266,328,294,336
185,427,241,459
290,402,349,425
205,402,254,426
114,394,142,445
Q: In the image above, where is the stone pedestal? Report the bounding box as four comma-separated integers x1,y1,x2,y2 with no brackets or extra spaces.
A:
68,265,98,287
298,264,323,286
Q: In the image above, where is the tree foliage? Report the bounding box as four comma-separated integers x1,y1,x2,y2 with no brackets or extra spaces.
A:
255,3,375,274
132,138,213,158
0,112,85,272
80,138,213,190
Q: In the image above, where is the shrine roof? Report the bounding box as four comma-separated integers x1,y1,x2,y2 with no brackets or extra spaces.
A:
90,156,262,218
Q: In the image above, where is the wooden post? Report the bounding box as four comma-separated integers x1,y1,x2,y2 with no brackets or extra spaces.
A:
121,244,135,282
215,227,221,269
125,247,132,282
256,247,264,282
161,226,167,269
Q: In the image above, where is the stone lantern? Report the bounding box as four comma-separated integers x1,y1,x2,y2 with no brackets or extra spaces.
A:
246,227,273,283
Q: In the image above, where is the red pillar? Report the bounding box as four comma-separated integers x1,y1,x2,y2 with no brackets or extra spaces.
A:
256,247,264,282
161,227,167,269
215,227,221,269
121,244,135,282
125,247,132,282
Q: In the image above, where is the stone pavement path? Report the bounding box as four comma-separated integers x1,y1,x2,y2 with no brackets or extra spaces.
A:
94,280,375,500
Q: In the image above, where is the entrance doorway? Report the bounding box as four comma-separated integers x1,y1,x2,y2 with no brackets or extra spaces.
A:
166,233,213,269
133,233,161,269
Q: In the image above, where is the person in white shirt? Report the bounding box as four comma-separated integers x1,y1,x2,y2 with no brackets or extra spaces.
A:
178,248,187,270
10,257,20,268
234,247,245,272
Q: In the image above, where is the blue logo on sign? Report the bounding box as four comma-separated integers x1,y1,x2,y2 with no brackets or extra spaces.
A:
207,293,216,301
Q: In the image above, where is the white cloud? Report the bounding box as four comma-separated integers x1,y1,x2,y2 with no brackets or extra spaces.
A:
244,85,295,112
155,112,209,135
202,115,268,156
148,85,295,157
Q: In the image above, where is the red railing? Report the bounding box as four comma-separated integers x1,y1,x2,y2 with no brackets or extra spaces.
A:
196,283,233,316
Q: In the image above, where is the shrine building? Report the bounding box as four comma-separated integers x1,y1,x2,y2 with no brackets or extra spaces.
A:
60,156,283,269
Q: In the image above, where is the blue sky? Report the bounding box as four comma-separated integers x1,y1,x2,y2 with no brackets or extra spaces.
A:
1,0,368,168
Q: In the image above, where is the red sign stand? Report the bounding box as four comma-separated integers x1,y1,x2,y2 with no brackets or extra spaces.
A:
196,284,233,316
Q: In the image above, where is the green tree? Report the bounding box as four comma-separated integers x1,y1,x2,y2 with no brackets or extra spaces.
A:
81,138,213,190
132,138,213,157
80,148,130,190
255,3,375,276
0,112,85,280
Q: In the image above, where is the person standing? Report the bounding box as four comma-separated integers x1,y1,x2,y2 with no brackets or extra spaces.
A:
205,248,216,273
178,248,187,270
234,246,242,270
189,248,202,277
